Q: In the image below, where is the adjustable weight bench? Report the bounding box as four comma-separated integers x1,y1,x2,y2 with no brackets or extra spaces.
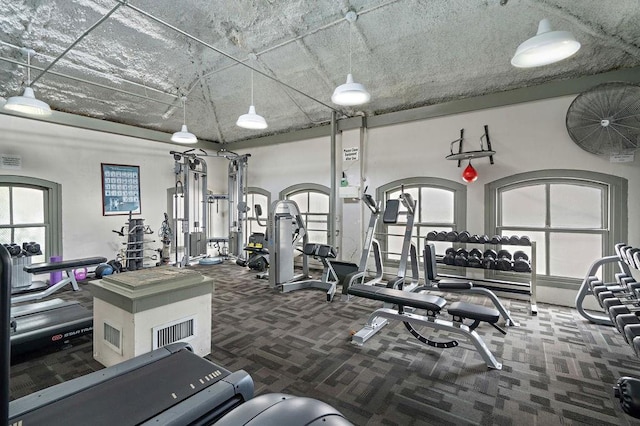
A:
348,284,505,369
422,243,519,326
13,256,107,304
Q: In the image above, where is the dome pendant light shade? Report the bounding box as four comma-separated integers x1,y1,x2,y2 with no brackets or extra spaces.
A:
171,96,197,144
332,11,370,107
511,18,580,68
237,69,268,130
462,162,478,183
171,124,198,144
4,87,52,116
4,50,52,116
332,73,370,106
236,105,268,130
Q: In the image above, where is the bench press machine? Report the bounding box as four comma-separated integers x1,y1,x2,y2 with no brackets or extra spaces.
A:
348,284,505,369
12,256,107,304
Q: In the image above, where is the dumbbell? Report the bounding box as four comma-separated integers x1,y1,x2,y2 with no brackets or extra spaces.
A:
435,231,447,241
495,249,513,271
482,249,497,269
22,241,41,256
5,243,21,257
512,250,531,273
519,236,531,246
426,231,438,241
613,376,640,419
443,247,457,265
597,278,640,308
490,235,503,245
468,234,480,244
454,248,469,267
479,235,491,244
508,235,521,245
446,231,459,242
467,248,483,268
458,231,471,242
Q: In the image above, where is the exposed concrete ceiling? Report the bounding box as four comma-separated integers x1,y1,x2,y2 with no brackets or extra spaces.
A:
1,0,639,145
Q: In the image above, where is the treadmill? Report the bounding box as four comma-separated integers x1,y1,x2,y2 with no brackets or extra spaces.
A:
10,298,93,358
1,244,353,425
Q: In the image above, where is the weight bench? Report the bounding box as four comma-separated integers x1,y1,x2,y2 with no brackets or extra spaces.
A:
13,256,107,304
422,243,519,326
280,243,339,302
348,284,504,369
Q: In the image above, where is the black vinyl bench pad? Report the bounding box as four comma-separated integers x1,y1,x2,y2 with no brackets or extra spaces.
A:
438,279,473,290
448,301,500,324
348,284,446,313
24,257,107,274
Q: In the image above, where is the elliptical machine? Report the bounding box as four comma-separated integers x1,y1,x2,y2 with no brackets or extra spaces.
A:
238,204,269,272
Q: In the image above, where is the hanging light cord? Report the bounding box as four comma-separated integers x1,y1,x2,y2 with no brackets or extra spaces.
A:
182,96,187,125
26,50,32,87
250,70,254,105
348,22,353,75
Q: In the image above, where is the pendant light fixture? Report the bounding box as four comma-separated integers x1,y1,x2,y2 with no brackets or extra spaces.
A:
171,96,198,144
4,49,52,116
511,18,581,68
236,69,267,130
331,11,370,106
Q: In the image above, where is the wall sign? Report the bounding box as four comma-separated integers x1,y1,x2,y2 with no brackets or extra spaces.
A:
343,147,359,161
101,163,141,216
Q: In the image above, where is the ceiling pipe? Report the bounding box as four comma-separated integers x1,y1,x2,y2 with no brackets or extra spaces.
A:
118,0,343,113
0,56,176,107
31,3,124,85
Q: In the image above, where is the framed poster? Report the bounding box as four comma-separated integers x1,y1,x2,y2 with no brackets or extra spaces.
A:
101,163,141,216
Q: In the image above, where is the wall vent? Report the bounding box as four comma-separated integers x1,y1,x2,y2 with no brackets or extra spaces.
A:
153,316,196,349
103,322,122,354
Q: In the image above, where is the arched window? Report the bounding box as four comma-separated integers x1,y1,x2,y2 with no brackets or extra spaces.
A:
0,175,62,260
280,184,330,245
377,177,466,263
485,170,627,287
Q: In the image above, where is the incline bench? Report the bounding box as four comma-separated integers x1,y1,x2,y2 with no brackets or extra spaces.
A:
348,284,505,369
13,256,107,304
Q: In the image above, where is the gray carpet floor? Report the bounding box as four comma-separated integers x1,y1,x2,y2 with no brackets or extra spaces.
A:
9,261,640,425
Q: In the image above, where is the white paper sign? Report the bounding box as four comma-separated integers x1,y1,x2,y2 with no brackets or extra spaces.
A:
1,154,22,170
610,152,635,163
343,147,359,161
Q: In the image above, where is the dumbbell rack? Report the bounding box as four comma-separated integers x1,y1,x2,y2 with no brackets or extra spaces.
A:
431,235,538,316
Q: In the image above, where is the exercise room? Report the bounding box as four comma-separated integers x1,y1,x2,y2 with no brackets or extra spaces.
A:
1,1,640,425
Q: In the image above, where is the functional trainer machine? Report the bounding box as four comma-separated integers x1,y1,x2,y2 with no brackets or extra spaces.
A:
1,244,353,425
171,149,250,267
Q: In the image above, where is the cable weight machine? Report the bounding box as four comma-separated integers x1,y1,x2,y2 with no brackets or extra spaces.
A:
171,149,250,267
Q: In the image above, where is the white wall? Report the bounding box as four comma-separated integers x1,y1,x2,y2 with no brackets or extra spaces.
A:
238,95,640,307
0,114,225,262
2,93,638,307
